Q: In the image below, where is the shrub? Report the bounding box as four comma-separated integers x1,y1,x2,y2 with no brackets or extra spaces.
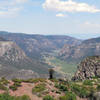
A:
0,77,9,85
9,85,17,91
16,95,30,100
14,82,21,87
50,79,58,83
71,84,89,98
0,93,30,100
97,85,100,91
0,83,7,90
59,92,76,100
56,90,61,94
22,78,46,83
88,87,95,99
9,81,21,91
43,95,55,100
55,83,68,92
0,93,15,100
32,83,46,94
12,79,22,83
83,80,93,86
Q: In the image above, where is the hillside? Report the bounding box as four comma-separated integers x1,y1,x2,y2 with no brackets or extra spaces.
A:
0,31,81,60
59,37,100,63
0,38,51,79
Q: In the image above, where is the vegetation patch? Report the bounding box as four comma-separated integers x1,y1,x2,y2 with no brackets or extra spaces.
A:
0,93,30,100
71,84,89,98
59,92,76,100
83,80,93,86
32,83,46,94
10,79,22,91
43,95,55,100
55,83,68,92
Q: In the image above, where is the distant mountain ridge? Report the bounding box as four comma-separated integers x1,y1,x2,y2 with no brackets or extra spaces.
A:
0,31,81,60
59,37,100,63
0,31,82,79
1,31,100,80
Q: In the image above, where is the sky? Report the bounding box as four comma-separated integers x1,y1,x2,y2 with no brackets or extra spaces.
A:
0,0,100,39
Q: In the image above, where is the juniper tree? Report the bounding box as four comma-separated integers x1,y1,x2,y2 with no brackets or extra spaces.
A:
49,69,54,79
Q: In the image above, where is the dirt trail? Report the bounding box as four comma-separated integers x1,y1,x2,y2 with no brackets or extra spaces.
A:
10,82,42,100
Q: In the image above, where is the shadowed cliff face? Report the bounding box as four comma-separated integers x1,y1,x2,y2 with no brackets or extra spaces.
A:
73,56,100,81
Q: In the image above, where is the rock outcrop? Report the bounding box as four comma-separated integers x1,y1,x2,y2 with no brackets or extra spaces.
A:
0,41,27,61
73,56,100,81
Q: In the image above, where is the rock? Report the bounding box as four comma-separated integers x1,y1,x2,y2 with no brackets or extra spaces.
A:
93,92,100,100
72,56,100,81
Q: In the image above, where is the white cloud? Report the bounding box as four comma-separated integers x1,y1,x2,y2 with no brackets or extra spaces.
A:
15,0,28,3
56,13,66,17
0,0,28,17
83,21,100,28
0,8,22,17
43,0,100,13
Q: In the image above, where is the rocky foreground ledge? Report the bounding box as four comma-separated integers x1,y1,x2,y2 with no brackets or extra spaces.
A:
73,56,100,81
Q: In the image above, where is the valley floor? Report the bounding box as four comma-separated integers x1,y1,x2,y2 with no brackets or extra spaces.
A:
45,57,77,78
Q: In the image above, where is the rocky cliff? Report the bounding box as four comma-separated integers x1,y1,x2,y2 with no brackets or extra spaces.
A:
73,56,100,81
0,38,51,79
59,37,100,63
0,41,26,61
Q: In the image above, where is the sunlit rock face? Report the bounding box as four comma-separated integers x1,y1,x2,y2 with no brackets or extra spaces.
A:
73,56,100,81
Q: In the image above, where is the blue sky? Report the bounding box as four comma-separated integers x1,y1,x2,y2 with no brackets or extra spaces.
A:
0,0,100,39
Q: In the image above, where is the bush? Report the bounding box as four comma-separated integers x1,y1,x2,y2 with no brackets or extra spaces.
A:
12,79,22,83
55,83,68,92
0,93,30,100
97,85,100,91
32,83,46,94
22,78,46,83
9,85,17,91
0,93,15,100
71,84,89,98
59,92,76,100
0,77,9,85
56,90,61,94
43,95,55,100
14,82,21,87
9,81,21,91
16,95,30,100
83,80,93,86
50,79,58,83
0,83,7,90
